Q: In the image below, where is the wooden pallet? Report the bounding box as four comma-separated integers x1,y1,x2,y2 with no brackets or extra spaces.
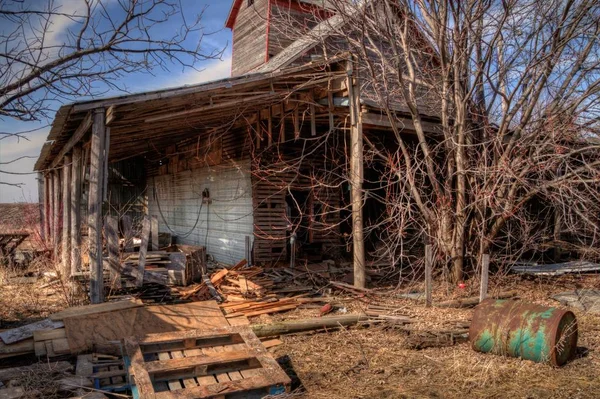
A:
76,353,129,393
125,326,290,399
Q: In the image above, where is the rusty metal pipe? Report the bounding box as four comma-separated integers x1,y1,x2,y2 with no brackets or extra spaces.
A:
469,299,578,366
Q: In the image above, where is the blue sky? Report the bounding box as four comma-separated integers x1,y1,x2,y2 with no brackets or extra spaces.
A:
0,0,234,202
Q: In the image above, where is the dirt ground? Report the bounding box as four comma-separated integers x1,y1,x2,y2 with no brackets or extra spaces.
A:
1,268,599,399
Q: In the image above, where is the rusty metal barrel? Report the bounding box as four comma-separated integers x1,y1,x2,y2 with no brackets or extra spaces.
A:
469,299,578,366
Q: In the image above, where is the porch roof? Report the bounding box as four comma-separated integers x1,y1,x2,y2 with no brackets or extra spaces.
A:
34,60,343,172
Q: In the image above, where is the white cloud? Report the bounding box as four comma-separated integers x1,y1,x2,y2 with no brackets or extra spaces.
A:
138,56,232,92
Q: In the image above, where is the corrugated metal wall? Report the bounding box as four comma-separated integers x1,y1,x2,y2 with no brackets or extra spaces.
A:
147,160,253,265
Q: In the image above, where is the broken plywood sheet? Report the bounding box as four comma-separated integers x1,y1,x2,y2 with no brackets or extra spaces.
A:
49,298,143,321
512,260,600,276
64,301,228,354
552,289,600,314
0,319,64,344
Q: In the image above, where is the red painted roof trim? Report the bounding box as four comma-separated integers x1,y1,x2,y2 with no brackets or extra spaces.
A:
225,0,243,29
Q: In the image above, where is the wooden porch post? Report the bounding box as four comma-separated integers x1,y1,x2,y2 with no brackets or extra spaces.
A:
47,174,53,246
89,108,106,303
71,145,83,275
61,154,72,279
347,59,366,289
43,174,50,243
52,169,61,260
37,172,45,242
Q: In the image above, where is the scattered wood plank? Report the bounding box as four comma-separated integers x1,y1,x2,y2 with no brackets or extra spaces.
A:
49,299,143,321
0,319,64,344
0,338,34,357
137,215,151,287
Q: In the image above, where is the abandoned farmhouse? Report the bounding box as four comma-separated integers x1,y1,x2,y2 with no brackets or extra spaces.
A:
1,0,599,398
32,0,441,302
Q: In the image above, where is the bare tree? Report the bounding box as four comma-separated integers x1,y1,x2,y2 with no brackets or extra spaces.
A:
0,0,223,121
0,0,224,186
269,0,600,282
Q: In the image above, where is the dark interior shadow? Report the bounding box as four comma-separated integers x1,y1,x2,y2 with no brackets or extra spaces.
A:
276,354,304,392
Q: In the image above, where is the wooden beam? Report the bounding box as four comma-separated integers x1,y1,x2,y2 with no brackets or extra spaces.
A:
294,105,300,139
347,60,365,289
37,172,45,242
70,146,82,275
255,112,261,149
328,90,335,132
137,215,151,287
43,174,50,243
89,108,106,304
122,215,134,253
105,105,116,125
360,112,441,135
310,103,316,136
425,244,433,307
151,215,159,251
48,113,92,170
106,216,121,289
52,170,61,260
61,154,72,279
267,106,273,147
479,254,490,303
103,127,110,202
144,93,278,124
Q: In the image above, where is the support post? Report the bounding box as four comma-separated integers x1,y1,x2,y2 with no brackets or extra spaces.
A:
88,108,106,304
61,154,72,279
479,254,490,303
106,216,121,289
44,174,51,245
137,215,151,287
70,146,82,275
37,172,45,242
425,244,433,307
348,60,365,289
52,170,61,260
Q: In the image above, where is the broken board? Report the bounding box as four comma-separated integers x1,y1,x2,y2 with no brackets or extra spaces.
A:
0,319,64,344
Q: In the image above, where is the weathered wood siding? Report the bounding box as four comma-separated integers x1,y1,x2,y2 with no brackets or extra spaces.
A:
268,1,320,60
231,0,269,76
147,160,254,265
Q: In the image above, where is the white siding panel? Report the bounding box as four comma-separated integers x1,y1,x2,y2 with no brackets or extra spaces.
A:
147,161,253,265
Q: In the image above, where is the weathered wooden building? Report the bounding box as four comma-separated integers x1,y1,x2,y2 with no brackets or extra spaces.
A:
34,0,441,302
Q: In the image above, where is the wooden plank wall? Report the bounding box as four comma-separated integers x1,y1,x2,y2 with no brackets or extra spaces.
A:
252,137,342,264
268,1,324,59
231,0,269,76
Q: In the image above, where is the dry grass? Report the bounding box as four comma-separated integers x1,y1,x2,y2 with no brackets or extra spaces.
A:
266,274,600,399
0,256,85,329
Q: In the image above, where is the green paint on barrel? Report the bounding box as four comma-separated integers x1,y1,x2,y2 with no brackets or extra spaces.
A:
469,299,578,366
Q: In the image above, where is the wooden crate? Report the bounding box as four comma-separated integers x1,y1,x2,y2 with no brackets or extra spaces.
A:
125,326,290,398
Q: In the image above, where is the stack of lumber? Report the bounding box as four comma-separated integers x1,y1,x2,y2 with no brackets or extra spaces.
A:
221,296,327,318
121,251,187,286
33,328,70,357
177,260,331,317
